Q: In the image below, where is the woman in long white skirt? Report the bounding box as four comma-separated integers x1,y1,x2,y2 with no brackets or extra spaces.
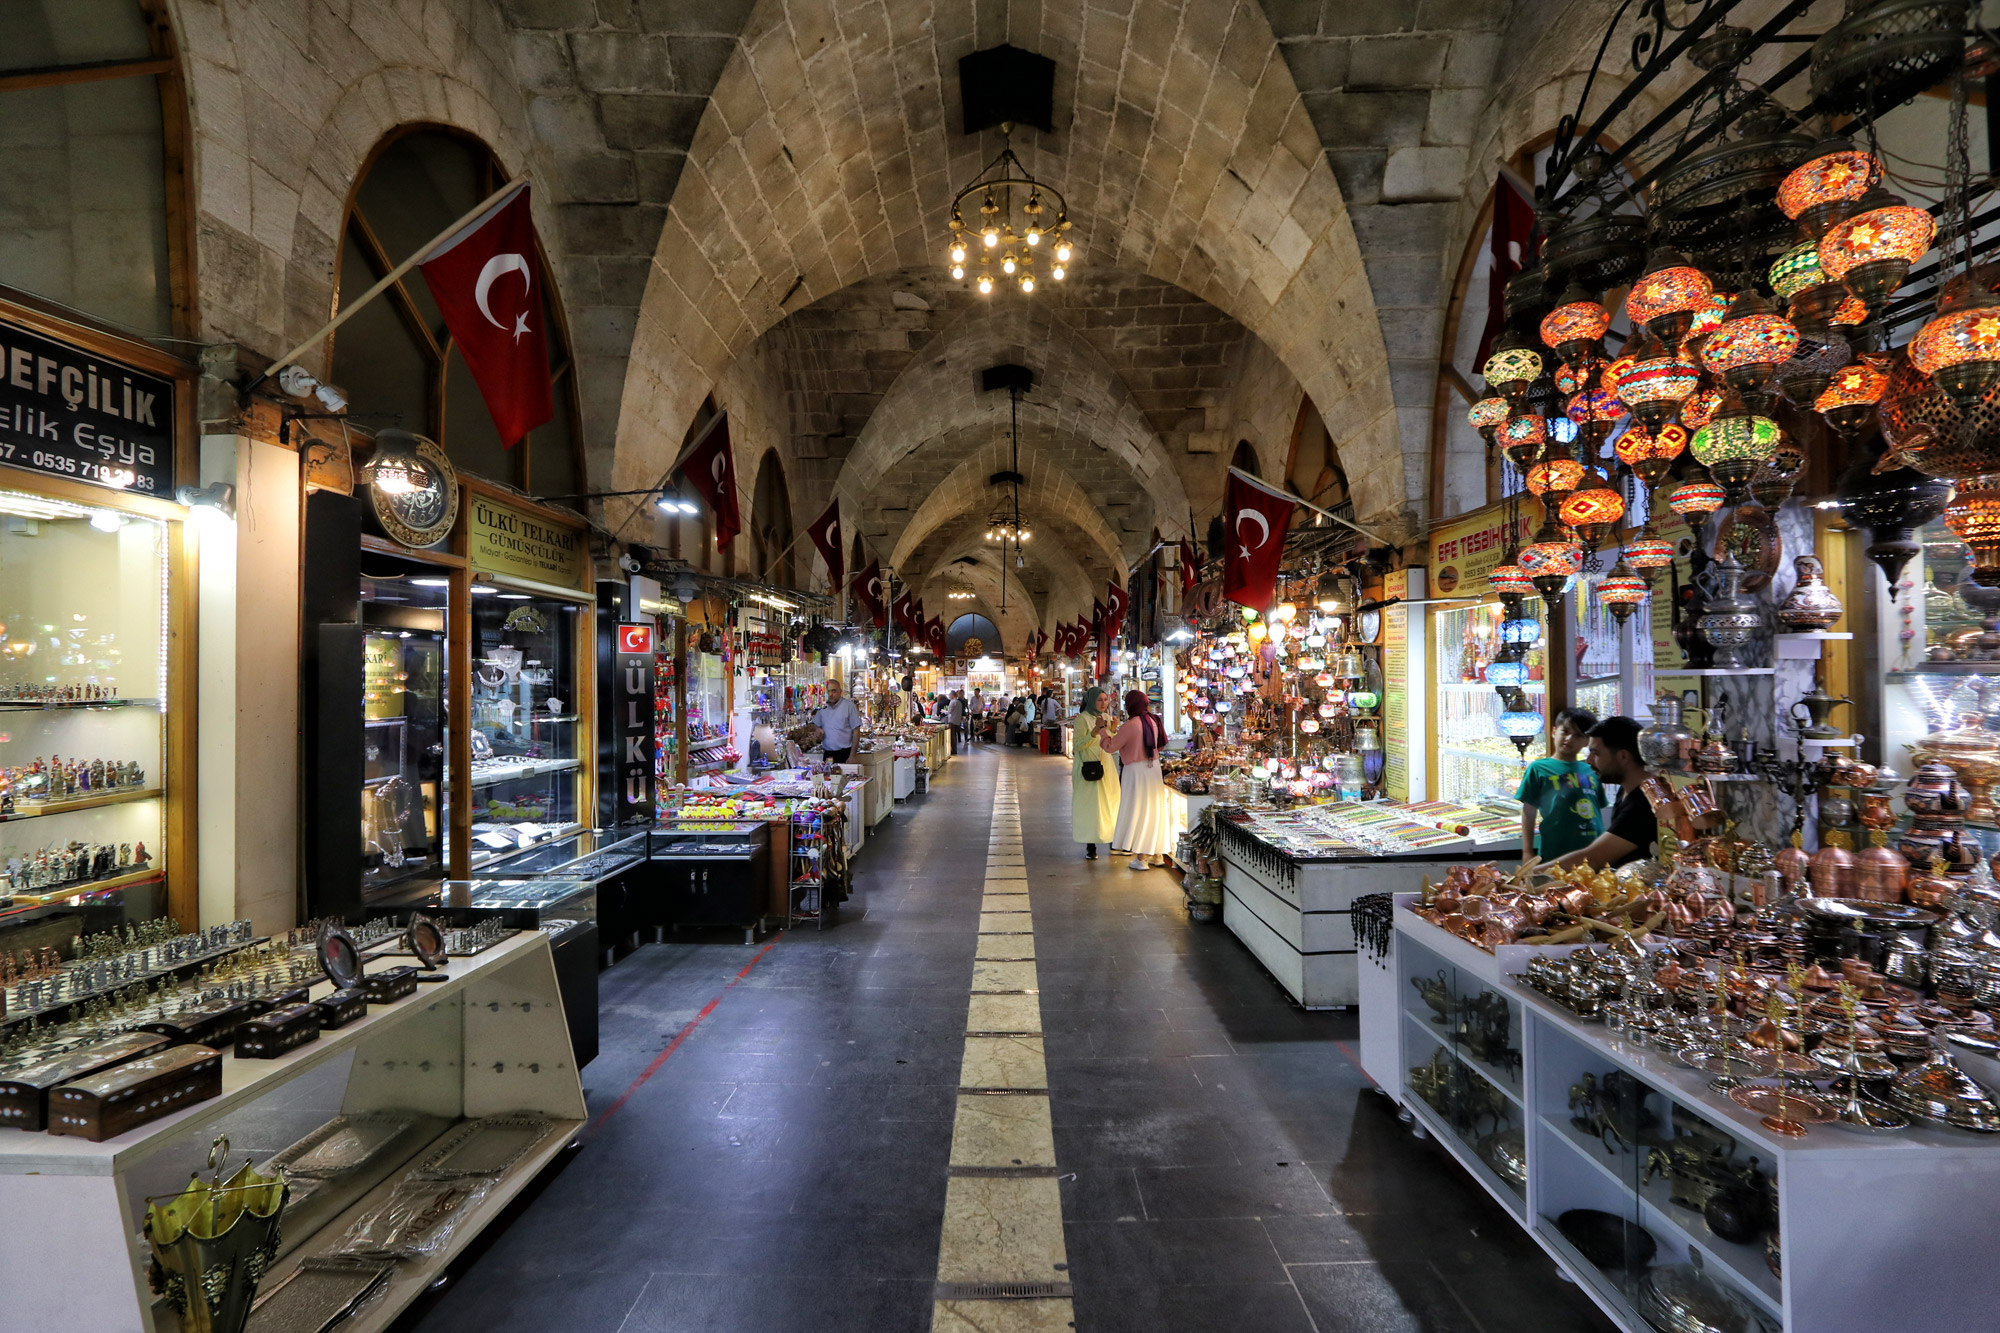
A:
1071,686,1119,859
1106,689,1175,870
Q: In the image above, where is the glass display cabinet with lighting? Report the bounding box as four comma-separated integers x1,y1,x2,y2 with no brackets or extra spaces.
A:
468,588,585,867
1433,600,1547,804
357,560,449,900
0,486,188,944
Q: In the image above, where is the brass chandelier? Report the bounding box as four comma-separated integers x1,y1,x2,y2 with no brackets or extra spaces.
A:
946,131,1074,296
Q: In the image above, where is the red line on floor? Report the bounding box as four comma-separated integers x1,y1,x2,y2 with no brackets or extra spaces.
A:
591,932,784,1132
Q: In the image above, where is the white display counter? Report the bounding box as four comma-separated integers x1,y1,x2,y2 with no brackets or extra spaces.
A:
1368,900,2000,1333
0,931,584,1332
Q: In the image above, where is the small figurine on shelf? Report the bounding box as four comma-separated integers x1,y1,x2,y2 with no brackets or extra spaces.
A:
133,842,151,870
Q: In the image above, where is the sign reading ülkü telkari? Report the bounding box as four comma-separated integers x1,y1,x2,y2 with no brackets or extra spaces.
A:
0,315,175,496
467,492,589,591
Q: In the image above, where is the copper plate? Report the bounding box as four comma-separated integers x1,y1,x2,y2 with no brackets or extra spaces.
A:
1728,1084,1837,1123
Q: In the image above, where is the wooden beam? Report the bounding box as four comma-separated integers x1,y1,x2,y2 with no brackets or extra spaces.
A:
1438,362,1479,405
0,56,172,93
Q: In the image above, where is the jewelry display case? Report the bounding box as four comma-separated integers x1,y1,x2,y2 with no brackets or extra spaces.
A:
0,931,584,1331
650,821,772,944
357,565,448,901
0,487,180,938
1434,600,1546,805
468,589,585,865
468,827,650,958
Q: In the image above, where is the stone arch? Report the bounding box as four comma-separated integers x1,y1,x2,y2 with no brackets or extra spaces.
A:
889,437,1128,576
749,448,793,585
614,0,1401,528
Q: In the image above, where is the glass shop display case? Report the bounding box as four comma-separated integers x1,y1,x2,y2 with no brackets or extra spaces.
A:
1434,600,1545,805
469,590,585,865
0,490,171,920
649,820,772,941
469,828,648,881
358,563,448,901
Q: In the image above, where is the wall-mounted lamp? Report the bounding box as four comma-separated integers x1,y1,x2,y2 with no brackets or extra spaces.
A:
176,482,236,519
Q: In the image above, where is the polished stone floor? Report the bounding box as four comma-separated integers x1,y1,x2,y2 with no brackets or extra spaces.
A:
409,744,1612,1332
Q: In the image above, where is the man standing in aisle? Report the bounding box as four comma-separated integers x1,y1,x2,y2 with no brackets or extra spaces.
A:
817,677,866,765
1552,716,1658,870
947,689,966,753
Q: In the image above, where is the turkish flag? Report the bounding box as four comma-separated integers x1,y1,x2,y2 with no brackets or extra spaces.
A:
1180,538,1200,592
680,414,741,548
891,589,914,635
1480,172,1539,368
806,500,842,587
853,559,884,626
1035,628,1048,657
1091,600,1108,678
1224,473,1294,611
1107,579,1129,636
418,184,553,447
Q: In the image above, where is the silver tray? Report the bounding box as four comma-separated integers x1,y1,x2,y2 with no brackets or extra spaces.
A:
413,1115,551,1177
264,1113,418,1180
246,1258,394,1333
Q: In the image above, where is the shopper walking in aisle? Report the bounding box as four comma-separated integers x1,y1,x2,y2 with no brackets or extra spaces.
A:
1071,685,1119,860
947,690,966,752
816,677,865,764
1106,688,1175,870
1004,695,1029,746
1516,707,1603,865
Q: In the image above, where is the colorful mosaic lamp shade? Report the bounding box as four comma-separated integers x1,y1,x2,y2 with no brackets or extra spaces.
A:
1485,657,1530,688
1833,294,1867,325
1483,332,1544,402
1559,477,1625,546
1770,241,1827,301
1555,362,1587,396
1601,353,1637,400
1667,478,1727,525
1691,412,1780,488
1619,355,1700,431
1701,297,1800,406
1519,530,1584,583
1499,413,1548,469
1488,562,1535,599
1818,190,1935,313
1526,454,1586,499
1500,615,1541,645
1497,703,1545,756
1626,256,1714,345
1685,291,1733,349
1468,396,1510,430
1566,388,1626,424
1816,355,1891,435
1622,534,1677,578
1681,385,1726,431
1540,295,1612,362
1778,143,1880,236
1596,561,1650,626
1614,422,1688,485
1911,289,2000,409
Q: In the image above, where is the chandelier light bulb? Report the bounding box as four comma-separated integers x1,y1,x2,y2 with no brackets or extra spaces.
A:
982,227,1000,247
977,275,993,295
1020,276,1035,293
1002,254,1017,274
949,244,967,264
1051,265,1066,281
1055,242,1072,262
1025,228,1042,246
950,265,965,280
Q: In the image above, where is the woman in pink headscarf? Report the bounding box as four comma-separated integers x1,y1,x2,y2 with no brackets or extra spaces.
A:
1106,688,1175,871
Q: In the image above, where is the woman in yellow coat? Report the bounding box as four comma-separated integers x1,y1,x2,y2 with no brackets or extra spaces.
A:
1071,685,1120,859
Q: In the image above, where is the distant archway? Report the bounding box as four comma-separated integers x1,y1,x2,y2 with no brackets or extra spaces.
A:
750,449,792,587
947,614,1003,658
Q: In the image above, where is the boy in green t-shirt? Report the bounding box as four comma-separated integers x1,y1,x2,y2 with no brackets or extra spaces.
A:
1517,707,1605,864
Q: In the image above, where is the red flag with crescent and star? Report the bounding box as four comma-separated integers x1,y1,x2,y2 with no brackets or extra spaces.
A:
852,559,884,627
806,500,843,587
417,183,553,447
1091,599,1109,678
679,415,741,548
1106,579,1129,637
891,590,914,635
1224,473,1294,611
1180,537,1200,592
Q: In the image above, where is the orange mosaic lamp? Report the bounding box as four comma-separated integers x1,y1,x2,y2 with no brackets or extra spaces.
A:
1945,475,2000,576
1815,356,1890,437
1596,560,1650,626
1467,395,1510,451
1622,533,1677,583
1626,251,1715,347
1555,362,1587,396
1618,352,1700,432
1614,422,1688,486
1818,188,1935,318
1680,384,1726,431
1488,561,1535,600
1911,287,2000,409
1519,522,1585,609
1525,454,1586,500
1560,474,1626,548
1684,290,1734,357
1601,352,1637,400
1499,412,1548,469
1540,290,1612,365
1778,141,1880,239
1700,292,1799,410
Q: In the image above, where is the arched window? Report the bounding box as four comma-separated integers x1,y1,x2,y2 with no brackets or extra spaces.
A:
750,450,792,586
331,128,582,497
1231,440,1258,477
0,1,190,337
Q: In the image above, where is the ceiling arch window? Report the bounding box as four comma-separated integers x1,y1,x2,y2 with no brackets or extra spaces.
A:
750,449,792,587
0,0,189,338
331,128,582,498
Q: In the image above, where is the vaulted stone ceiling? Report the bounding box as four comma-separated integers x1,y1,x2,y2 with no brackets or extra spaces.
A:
490,0,1521,628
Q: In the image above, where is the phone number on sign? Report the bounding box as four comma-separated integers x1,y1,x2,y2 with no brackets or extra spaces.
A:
0,443,149,492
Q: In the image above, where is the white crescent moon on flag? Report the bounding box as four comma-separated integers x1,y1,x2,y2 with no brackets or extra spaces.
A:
474,253,532,331
1235,508,1271,548
712,453,729,487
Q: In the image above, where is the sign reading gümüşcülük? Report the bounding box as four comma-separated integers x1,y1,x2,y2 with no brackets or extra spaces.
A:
0,317,175,497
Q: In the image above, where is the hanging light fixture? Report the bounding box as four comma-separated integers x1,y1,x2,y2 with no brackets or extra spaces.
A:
1482,328,1544,406
1488,561,1535,600
1700,291,1800,412
1944,474,2000,576
945,129,1073,296
1816,355,1891,436
1777,138,1880,240
1667,478,1727,528
1596,559,1649,625
1524,448,1585,501
1626,248,1715,347
1519,518,1584,613
1912,284,2000,409
1467,396,1510,456
1818,186,1935,320
1690,405,1782,492
1539,286,1612,365
1623,532,1677,584
1496,690,1545,756
1559,470,1625,549
1614,422,1688,487
1616,342,1700,433
1499,413,1549,472
1486,656,1530,688
1680,384,1726,431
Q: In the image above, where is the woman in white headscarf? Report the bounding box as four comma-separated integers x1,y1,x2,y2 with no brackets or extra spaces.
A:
1070,685,1119,860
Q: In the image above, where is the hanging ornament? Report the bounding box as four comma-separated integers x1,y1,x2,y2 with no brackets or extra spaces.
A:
1778,138,1880,240
1911,285,2000,410
1623,533,1677,584
1615,422,1689,487
1559,471,1626,548
1818,187,1935,321
1499,413,1549,471
1482,328,1544,406
1834,439,1954,597
1626,248,1715,347
1690,407,1782,492
1681,384,1727,431
1488,562,1535,600
1539,286,1612,365
1667,478,1727,528
1701,291,1800,413
1944,475,2000,578
1816,355,1891,437
1596,560,1650,626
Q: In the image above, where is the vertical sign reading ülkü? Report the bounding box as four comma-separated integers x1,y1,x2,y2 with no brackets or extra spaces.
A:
614,623,655,824
1382,569,1410,802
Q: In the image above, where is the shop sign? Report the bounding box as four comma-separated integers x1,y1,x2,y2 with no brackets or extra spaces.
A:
369,434,458,548
612,623,654,823
1382,569,1410,802
0,314,175,497
467,491,588,590
1425,502,1532,597
1649,538,1697,677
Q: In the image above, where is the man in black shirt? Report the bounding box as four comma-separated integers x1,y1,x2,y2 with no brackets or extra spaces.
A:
1553,715,1657,870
